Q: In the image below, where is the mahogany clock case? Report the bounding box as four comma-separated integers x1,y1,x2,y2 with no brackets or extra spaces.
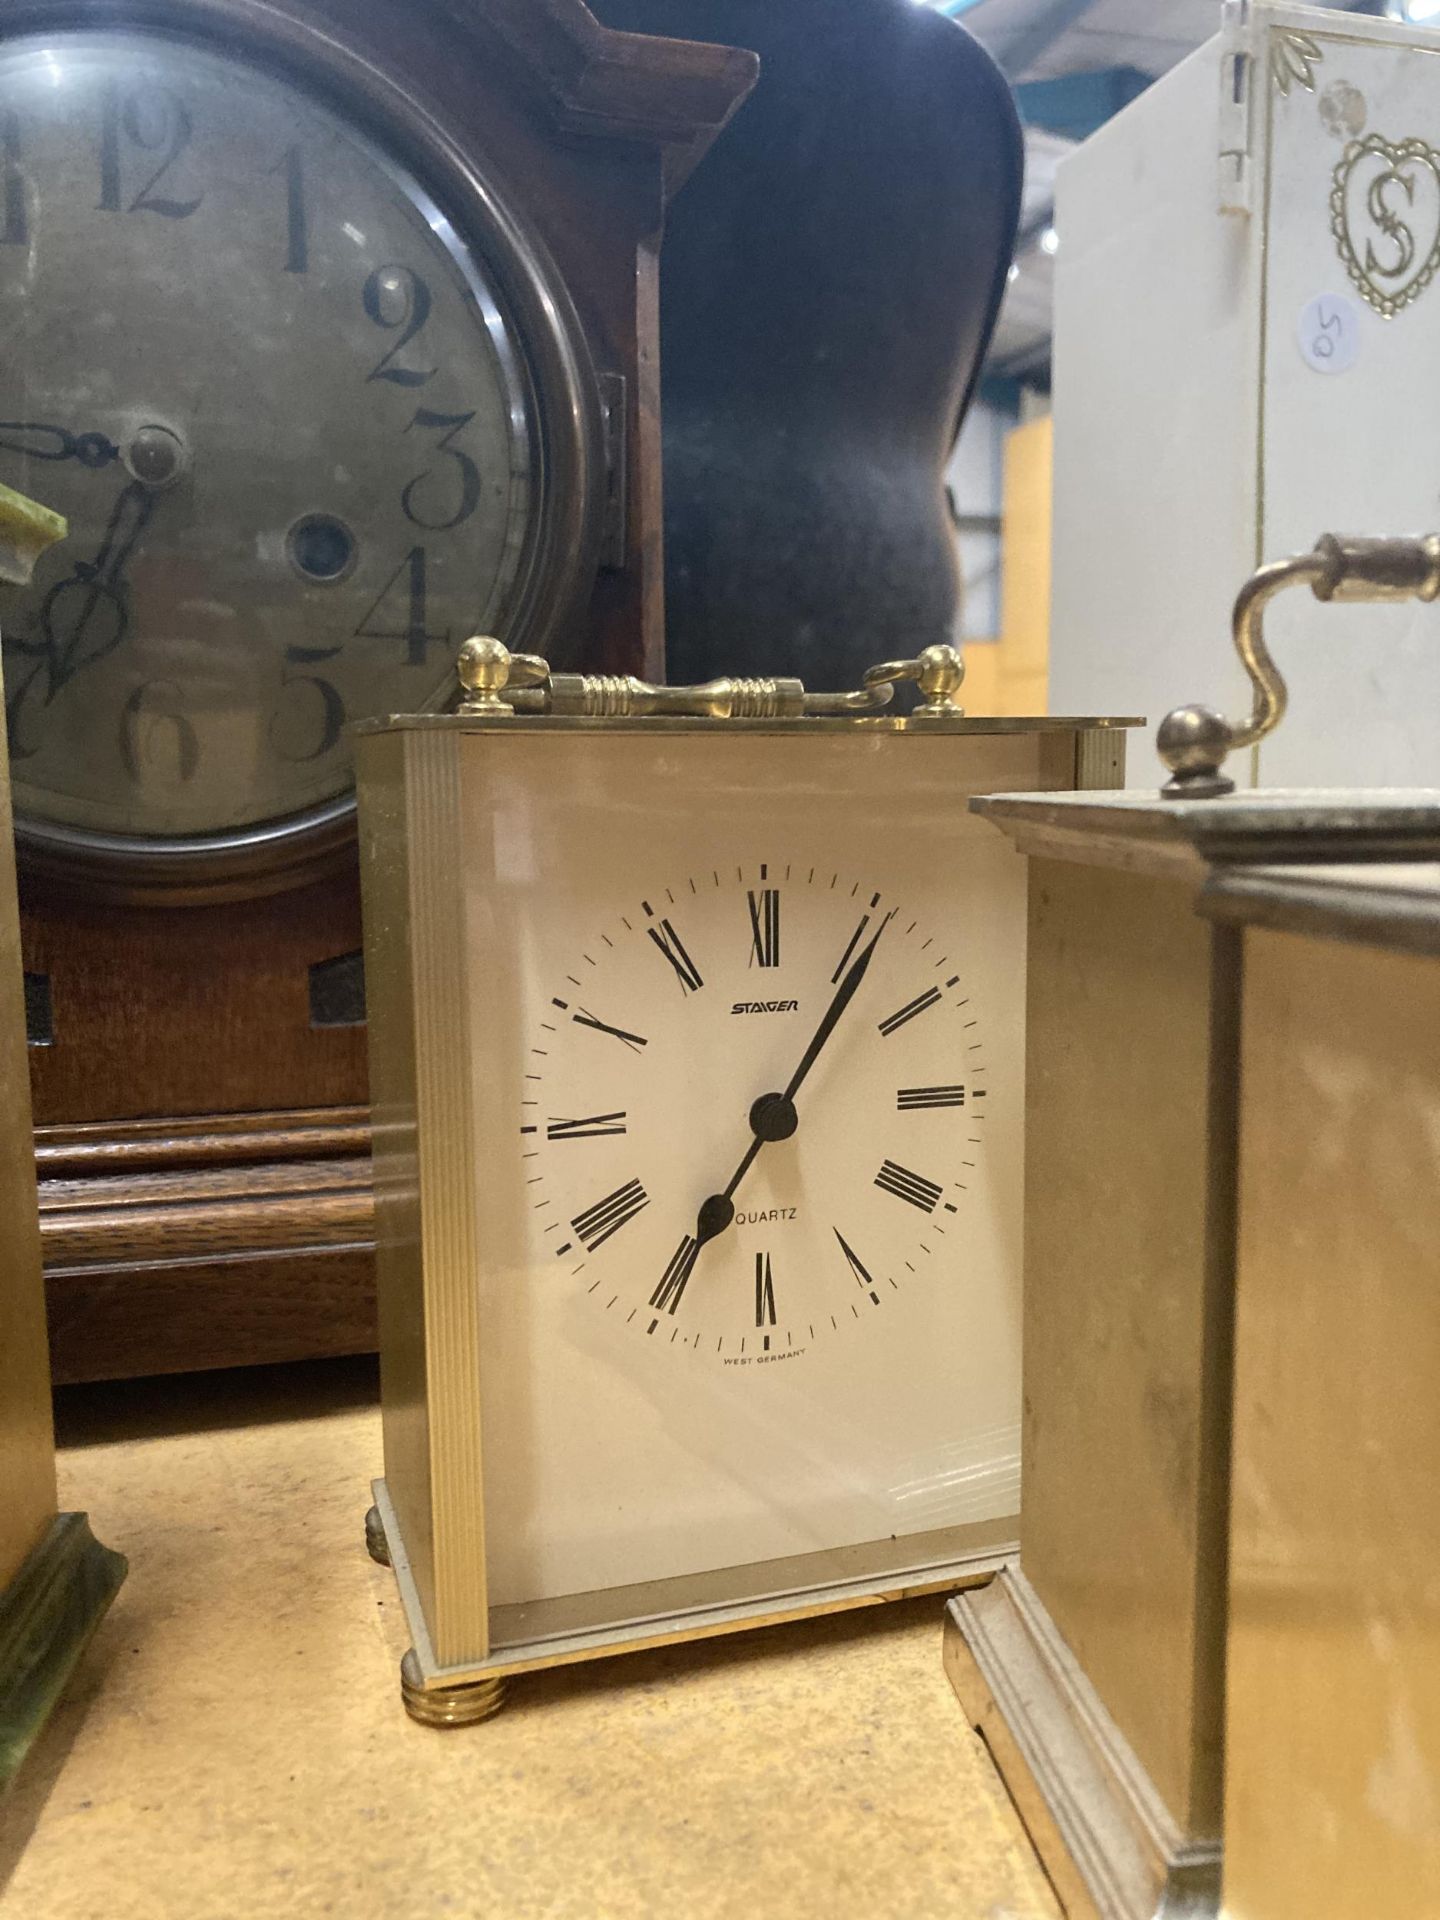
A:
593,0,1023,688
5,0,757,1381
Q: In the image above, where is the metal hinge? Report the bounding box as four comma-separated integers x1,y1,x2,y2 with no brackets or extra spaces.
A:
599,371,627,572
1218,0,1254,217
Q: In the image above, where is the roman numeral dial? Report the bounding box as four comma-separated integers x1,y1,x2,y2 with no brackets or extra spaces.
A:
747,888,781,968
645,903,704,993
754,1252,777,1327
835,1228,881,1307
572,1178,649,1252
652,1235,701,1315
897,1085,965,1110
878,987,941,1037
524,862,985,1358
570,1004,647,1052
875,1160,943,1213
548,1112,626,1141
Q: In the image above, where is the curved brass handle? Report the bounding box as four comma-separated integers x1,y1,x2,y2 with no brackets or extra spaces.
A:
1157,533,1440,797
455,637,967,722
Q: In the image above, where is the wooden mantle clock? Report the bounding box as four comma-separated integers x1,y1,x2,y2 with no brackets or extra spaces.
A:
0,0,757,1379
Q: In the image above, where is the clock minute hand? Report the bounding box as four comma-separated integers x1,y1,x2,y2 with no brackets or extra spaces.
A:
781,907,895,1105
30,478,159,700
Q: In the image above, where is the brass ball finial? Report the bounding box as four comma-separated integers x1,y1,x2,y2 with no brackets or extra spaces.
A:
914,644,965,719
457,635,515,715
1156,703,1236,798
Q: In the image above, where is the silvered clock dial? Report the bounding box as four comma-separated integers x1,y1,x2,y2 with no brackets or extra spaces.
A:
526,863,986,1364
0,26,595,881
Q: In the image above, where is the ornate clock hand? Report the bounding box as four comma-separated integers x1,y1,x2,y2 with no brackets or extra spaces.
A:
0,421,121,471
7,476,166,757
691,909,895,1251
39,477,158,692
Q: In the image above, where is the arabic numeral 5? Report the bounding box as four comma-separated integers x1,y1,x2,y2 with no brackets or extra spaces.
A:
271,665,346,763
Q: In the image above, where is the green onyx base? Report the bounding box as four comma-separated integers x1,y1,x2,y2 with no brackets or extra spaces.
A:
0,1512,126,1790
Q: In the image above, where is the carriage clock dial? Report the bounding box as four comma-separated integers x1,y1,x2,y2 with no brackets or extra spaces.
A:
0,28,585,873
526,862,985,1363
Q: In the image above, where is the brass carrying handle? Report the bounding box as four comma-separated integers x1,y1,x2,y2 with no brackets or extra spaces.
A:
1157,532,1440,798
455,636,967,723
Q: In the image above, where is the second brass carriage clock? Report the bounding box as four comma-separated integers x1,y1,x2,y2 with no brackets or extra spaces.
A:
357,638,1133,1722
0,0,757,1379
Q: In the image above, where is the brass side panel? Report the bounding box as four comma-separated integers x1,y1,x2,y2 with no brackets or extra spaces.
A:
944,1569,1222,1920
360,727,490,1665
1022,860,1236,1836
1226,930,1440,1918
358,727,437,1632
0,662,56,1591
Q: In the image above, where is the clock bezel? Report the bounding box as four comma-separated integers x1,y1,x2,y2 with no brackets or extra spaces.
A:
1,0,607,905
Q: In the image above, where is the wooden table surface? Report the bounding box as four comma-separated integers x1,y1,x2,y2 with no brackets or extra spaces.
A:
1,1359,1059,1920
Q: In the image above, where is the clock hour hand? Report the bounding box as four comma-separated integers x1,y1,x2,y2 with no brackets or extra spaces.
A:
693,1136,765,1250
0,421,122,471
689,910,895,1253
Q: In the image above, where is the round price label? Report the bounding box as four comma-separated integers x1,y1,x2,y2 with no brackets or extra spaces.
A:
1298,293,1361,375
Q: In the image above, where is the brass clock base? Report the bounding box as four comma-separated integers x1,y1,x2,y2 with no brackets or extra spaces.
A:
944,1567,1220,1920
400,1650,506,1727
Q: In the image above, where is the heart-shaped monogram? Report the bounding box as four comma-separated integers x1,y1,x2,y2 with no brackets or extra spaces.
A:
1331,133,1440,319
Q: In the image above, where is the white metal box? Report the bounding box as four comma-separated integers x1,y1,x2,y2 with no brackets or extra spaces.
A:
1052,1,1440,788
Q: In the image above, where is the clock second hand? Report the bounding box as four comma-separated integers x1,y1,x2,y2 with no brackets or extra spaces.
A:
692,907,897,1251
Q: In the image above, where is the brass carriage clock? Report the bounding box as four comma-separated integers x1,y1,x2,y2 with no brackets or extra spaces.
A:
946,534,1440,1920
0,0,757,1379
356,637,1132,1722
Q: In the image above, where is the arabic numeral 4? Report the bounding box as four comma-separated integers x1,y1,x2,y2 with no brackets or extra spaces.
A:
354,546,448,667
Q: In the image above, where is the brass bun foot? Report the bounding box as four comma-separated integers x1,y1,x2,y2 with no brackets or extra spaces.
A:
400,1649,506,1727
364,1504,391,1567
